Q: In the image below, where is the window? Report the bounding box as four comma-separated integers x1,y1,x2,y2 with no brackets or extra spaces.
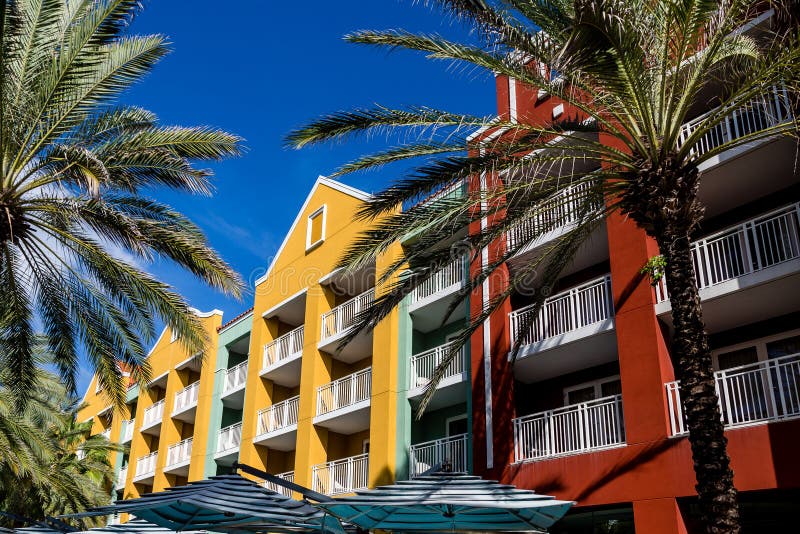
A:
712,329,800,370
362,439,370,454
563,376,621,405
446,415,468,436
306,206,326,250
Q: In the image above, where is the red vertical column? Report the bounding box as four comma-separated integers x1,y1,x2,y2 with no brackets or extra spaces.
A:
606,211,676,444
633,498,689,534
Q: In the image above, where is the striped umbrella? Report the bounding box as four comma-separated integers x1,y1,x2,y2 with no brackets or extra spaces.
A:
66,474,344,534
316,471,573,532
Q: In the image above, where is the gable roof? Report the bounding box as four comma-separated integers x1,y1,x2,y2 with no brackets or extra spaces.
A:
254,176,371,286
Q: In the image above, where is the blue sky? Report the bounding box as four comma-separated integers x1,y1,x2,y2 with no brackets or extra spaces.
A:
76,1,497,392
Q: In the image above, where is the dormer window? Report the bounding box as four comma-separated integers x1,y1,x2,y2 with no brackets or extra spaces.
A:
306,206,327,251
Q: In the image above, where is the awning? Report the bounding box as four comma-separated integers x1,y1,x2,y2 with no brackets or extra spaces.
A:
66,474,343,534
72,519,203,534
316,471,574,532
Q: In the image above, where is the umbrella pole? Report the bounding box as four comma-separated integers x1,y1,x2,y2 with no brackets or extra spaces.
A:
233,462,334,503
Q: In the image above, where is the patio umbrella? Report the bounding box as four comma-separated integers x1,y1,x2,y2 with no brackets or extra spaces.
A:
65,474,344,534
72,519,204,534
315,470,574,532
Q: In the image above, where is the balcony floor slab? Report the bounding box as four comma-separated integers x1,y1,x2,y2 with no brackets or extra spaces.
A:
317,329,373,363
260,352,303,387
313,400,371,434
253,424,298,451
408,373,469,411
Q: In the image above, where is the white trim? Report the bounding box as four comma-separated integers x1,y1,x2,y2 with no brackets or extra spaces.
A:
445,414,468,437
254,176,371,287
318,267,344,286
552,103,564,119
190,308,224,318
305,205,327,251
219,310,254,334
175,353,200,371
562,375,621,405
508,78,517,123
712,328,800,370
261,287,308,319
147,370,169,387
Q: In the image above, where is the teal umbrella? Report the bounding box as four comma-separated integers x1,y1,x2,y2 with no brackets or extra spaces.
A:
316,470,573,532
65,474,344,534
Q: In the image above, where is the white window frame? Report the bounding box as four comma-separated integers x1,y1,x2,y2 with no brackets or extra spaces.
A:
445,414,468,437
305,205,327,251
562,374,621,405
362,439,370,454
712,328,800,370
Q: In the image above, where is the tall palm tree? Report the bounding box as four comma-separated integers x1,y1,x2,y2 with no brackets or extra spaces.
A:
288,1,799,532
0,362,124,527
0,0,243,407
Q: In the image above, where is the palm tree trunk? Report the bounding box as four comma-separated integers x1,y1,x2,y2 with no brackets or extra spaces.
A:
657,231,740,534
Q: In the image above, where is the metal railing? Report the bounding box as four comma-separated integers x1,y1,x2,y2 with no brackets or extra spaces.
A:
166,437,193,468
409,341,466,390
216,422,242,454
507,181,601,250
316,368,372,417
410,258,465,303
263,325,304,368
142,399,164,428
678,85,793,159
312,454,369,495
134,451,157,479
116,466,128,489
513,394,625,462
121,419,134,442
509,275,614,347
666,352,800,436
173,381,200,414
223,361,248,393
257,396,300,435
321,290,375,342
656,204,800,302
262,471,296,497
409,434,469,477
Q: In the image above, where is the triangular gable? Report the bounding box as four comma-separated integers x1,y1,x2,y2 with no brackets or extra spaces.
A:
254,176,371,286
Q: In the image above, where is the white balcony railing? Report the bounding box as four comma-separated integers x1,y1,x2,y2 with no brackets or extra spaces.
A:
116,466,128,489
166,437,193,468
509,275,614,347
410,258,465,303
173,381,200,414
262,471,295,497
312,454,369,495
409,434,469,477
121,419,134,442
513,394,625,462
507,181,601,250
409,341,466,390
656,204,800,302
320,290,374,342
666,352,800,436
217,423,242,454
316,368,372,417
223,361,248,394
257,396,300,435
678,85,793,159
142,399,165,428
263,325,304,369
134,451,157,480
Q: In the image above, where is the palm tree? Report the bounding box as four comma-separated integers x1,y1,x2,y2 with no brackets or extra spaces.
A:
0,0,243,408
0,363,124,527
288,1,799,532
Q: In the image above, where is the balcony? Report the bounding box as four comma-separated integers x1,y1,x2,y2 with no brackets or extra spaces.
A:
253,396,299,451
666,352,800,436
221,361,248,407
262,471,295,497
409,434,469,477
214,422,242,462
319,290,375,362
101,428,111,441
133,451,157,484
172,381,200,421
509,275,617,382
121,419,134,443
313,368,371,434
141,399,165,435
655,204,800,333
116,466,128,490
164,437,192,475
407,342,468,410
408,258,467,332
261,326,304,387
312,454,369,496
513,394,626,463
